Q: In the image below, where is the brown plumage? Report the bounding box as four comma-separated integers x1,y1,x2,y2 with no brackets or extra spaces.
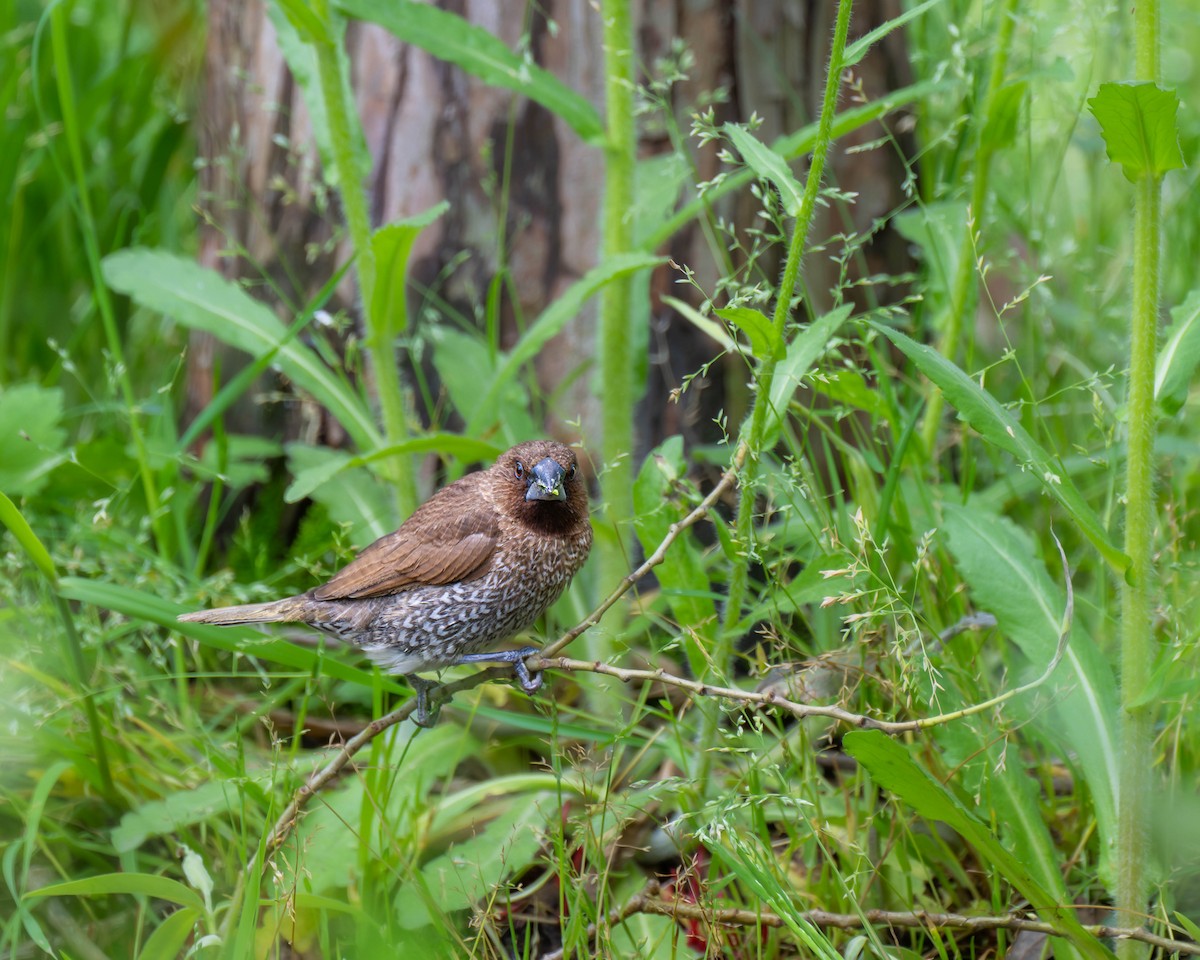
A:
179,440,592,723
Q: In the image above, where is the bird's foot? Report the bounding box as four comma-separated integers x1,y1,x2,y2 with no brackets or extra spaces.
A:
407,675,445,727
453,646,543,694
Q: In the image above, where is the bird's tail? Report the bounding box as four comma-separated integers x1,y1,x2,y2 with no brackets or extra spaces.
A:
178,595,311,626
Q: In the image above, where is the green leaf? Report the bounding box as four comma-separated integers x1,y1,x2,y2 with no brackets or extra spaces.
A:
103,249,381,451
336,0,604,145
25,873,205,912
58,577,403,693
0,490,57,581
371,202,448,337
764,303,853,446
285,433,500,503
113,783,236,854
0,383,68,496
983,80,1027,153
940,502,1118,881
716,306,782,361
870,321,1131,574
463,253,664,436
1155,289,1200,415
286,443,395,543
661,296,736,353
397,792,556,928
137,908,201,960
1087,81,1185,183
724,123,804,216
843,0,945,68
273,0,325,43
844,731,1114,960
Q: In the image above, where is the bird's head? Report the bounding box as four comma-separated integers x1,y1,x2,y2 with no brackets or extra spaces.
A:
494,440,590,533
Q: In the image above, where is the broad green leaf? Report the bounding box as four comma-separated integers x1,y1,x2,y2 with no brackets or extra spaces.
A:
58,577,403,693
103,249,381,451
25,873,205,911
286,443,395,542
371,202,448,336
463,253,664,436
893,201,967,316
940,502,1118,873
113,783,236,854
1088,81,1184,183
634,152,690,247
716,306,782,361
0,383,67,495
844,730,1113,960
336,0,603,144
843,0,945,68
1155,289,1200,415
764,303,853,446
870,321,1131,574
725,123,804,216
634,438,716,677
0,490,57,581
397,792,556,928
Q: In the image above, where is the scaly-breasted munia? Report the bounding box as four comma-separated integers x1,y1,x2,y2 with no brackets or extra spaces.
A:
179,441,592,723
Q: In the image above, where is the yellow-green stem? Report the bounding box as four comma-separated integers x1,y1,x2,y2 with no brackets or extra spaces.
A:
591,0,637,690
1117,1,1162,949
312,1,416,517
918,0,1018,456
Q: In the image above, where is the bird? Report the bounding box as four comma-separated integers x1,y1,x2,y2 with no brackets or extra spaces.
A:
179,440,592,725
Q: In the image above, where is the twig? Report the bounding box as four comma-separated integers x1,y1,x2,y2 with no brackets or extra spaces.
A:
538,882,1199,960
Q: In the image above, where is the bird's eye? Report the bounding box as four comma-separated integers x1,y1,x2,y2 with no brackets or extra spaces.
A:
567,464,577,481
514,461,525,480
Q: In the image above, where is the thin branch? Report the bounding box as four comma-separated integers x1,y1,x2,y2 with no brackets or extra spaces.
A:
538,883,1199,960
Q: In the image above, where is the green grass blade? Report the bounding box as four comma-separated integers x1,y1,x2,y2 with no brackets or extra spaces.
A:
844,730,1114,960
103,248,381,451
25,873,205,912
336,0,604,145
870,320,1131,574
0,490,56,580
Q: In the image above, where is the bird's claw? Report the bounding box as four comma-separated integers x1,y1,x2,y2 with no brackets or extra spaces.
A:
408,676,444,727
454,646,543,695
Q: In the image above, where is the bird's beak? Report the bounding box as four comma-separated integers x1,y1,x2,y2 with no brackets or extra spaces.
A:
526,458,567,501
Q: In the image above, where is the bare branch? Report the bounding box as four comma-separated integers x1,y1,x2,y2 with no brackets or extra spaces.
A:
538,882,1199,960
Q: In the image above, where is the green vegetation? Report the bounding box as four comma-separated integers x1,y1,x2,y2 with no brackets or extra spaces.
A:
4,0,1199,957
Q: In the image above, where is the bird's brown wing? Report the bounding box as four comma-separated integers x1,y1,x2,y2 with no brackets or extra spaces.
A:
312,476,498,600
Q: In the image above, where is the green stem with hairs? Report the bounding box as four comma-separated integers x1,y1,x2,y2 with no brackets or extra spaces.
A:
918,0,1019,456
702,0,855,766
312,0,416,517
590,0,637,691
1117,1,1162,953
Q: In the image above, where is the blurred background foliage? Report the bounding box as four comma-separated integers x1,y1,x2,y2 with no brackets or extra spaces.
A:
2,0,1199,957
